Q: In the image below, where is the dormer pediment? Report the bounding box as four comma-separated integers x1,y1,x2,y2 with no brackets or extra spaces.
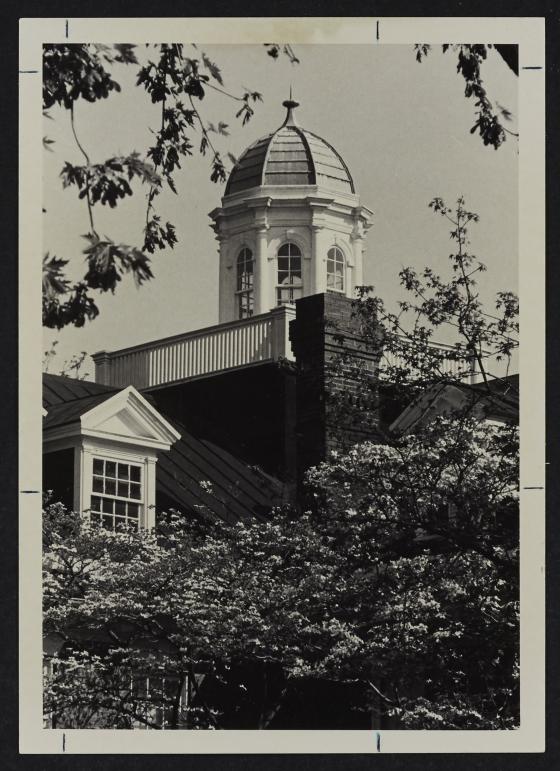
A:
80,387,180,450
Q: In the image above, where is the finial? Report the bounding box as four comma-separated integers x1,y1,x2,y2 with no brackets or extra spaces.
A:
282,87,300,127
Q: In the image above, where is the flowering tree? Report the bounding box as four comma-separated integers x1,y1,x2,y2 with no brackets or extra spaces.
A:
43,410,518,729
43,502,341,729
304,415,519,728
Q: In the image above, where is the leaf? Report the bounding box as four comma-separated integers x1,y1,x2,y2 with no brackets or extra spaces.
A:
144,218,177,253
201,52,224,85
112,44,138,65
42,253,70,299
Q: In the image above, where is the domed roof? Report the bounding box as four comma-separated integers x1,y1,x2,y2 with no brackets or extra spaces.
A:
225,98,355,196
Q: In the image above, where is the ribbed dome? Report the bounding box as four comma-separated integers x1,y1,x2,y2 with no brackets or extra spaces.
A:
225,99,355,196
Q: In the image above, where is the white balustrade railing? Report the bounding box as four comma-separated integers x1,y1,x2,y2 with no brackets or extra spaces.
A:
93,305,296,389
93,305,480,390
379,338,478,382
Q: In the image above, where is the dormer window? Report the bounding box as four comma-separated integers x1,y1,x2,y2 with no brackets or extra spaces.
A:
276,242,303,306
42,386,180,531
326,246,345,293
236,247,254,319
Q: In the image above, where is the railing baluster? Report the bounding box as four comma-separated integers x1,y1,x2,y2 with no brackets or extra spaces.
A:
91,309,479,390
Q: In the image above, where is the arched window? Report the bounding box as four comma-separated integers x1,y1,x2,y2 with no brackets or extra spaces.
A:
235,247,254,319
276,242,303,306
326,246,345,293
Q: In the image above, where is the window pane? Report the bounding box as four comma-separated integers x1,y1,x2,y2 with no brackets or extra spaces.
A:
105,479,116,496
130,466,141,483
90,496,101,511
236,249,254,319
128,503,139,518
105,461,116,478
237,249,253,290
102,497,114,514
93,458,104,475
92,476,103,493
103,515,114,530
278,243,290,257
326,247,345,292
118,464,129,480
115,500,126,516
118,481,129,498
130,483,141,500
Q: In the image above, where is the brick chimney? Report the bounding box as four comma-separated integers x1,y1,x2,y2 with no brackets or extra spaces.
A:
290,293,382,480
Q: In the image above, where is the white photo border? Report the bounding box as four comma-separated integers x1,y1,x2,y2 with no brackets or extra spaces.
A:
19,16,545,754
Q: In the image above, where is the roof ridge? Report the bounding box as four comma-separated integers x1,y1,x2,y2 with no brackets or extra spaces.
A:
303,128,355,193
292,125,316,185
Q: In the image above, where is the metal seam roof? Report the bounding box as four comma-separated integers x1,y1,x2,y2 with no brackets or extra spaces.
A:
224,103,354,196
43,374,284,525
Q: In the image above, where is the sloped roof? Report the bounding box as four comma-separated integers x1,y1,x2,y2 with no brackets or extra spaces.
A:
225,99,355,196
390,375,519,435
43,391,118,429
43,373,117,408
155,419,284,524
42,374,284,524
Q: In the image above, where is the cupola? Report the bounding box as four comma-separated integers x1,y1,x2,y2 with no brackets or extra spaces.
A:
209,97,373,323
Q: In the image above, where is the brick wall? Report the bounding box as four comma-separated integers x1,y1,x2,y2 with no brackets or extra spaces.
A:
290,293,383,480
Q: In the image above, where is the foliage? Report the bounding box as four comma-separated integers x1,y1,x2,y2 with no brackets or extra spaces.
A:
43,414,518,729
348,196,518,396
414,44,518,149
42,43,293,329
264,43,300,64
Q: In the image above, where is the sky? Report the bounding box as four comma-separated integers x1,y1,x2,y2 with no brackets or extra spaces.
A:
42,44,518,379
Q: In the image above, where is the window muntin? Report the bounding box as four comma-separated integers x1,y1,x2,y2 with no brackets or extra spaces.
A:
276,242,303,306
235,247,254,319
90,457,143,531
326,246,345,293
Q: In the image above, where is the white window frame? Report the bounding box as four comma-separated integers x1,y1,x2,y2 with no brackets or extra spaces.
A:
326,246,346,293
76,439,158,530
89,454,145,531
276,241,303,306
235,247,254,319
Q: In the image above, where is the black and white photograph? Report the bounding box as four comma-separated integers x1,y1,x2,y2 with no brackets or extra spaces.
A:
17,16,546,754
